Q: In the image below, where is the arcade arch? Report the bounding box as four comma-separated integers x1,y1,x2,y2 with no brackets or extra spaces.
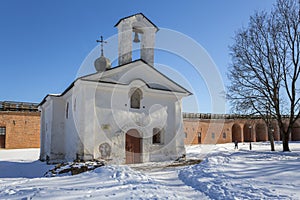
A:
291,122,300,141
243,123,252,142
232,124,242,142
255,123,267,142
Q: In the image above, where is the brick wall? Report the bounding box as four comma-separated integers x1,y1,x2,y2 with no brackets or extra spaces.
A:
0,111,40,149
182,118,298,145
183,119,234,145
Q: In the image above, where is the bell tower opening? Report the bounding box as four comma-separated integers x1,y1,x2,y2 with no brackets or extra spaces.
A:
132,28,143,62
114,13,159,66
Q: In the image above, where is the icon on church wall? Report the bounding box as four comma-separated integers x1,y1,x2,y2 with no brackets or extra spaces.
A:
101,124,111,130
99,142,112,159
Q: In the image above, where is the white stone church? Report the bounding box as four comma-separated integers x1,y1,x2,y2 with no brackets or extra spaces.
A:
39,13,191,164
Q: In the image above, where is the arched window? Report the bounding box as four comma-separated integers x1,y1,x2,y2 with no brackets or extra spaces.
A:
223,132,226,139
66,102,69,119
153,128,161,144
130,88,142,109
73,98,76,112
198,132,201,144
0,127,6,135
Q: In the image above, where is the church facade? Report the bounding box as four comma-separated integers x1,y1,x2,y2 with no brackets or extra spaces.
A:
39,14,190,164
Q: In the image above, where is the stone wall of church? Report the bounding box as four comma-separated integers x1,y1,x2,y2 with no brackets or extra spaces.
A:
0,111,40,149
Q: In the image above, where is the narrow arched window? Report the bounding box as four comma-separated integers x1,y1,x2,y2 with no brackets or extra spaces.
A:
0,127,6,135
73,98,76,112
66,102,69,119
153,128,161,144
130,88,142,109
223,132,226,139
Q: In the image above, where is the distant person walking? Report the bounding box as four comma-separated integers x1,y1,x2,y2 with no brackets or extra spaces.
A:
234,140,238,149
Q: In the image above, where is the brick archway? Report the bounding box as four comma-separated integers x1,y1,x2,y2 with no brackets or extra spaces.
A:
232,124,242,142
292,122,300,141
243,123,252,142
125,129,142,164
272,122,280,141
256,123,267,141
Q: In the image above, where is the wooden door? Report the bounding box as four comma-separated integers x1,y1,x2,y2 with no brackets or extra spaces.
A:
0,127,5,148
0,135,5,148
125,129,141,164
198,132,201,144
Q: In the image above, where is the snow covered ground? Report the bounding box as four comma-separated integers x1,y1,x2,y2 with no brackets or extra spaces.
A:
181,142,300,200
0,142,299,199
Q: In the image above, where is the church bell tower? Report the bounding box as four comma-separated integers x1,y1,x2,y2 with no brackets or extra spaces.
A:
115,13,159,66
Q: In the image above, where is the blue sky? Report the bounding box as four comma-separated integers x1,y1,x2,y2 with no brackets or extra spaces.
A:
0,0,275,113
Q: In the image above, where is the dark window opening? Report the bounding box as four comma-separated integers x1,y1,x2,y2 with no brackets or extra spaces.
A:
0,127,6,135
130,88,142,109
212,132,215,139
66,102,69,119
198,132,201,143
153,128,161,144
223,132,226,139
0,127,6,148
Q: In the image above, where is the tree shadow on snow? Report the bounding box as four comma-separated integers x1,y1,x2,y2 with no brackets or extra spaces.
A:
224,150,300,180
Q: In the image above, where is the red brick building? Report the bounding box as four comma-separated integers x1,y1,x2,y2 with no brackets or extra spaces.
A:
183,113,300,145
0,101,40,149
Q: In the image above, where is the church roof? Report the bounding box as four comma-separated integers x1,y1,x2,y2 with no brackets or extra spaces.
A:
114,13,159,32
39,59,192,106
81,59,192,95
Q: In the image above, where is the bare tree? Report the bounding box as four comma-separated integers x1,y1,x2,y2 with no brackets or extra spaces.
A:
228,0,300,151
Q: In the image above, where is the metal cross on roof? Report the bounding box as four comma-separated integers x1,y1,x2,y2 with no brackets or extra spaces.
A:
96,36,107,56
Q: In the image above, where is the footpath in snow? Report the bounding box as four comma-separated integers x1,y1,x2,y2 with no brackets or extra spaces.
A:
0,142,300,199
180,142,300,200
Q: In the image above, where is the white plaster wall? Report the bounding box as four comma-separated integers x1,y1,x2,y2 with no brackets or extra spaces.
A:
146,93,182,162
39,101,52,161
44,101,53,160
72,82,86,159
39,106,46,160
40,75,186,164
50,97,66,161
90,79,184,164
174,99,186,156
77,82,97,160
63,88,81,161
141,28,155,66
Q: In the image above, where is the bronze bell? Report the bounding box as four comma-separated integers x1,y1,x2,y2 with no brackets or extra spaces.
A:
133,32,140,43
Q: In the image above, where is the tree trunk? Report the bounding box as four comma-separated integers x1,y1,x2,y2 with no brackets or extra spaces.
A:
268,128,275,151
282,130,290,152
